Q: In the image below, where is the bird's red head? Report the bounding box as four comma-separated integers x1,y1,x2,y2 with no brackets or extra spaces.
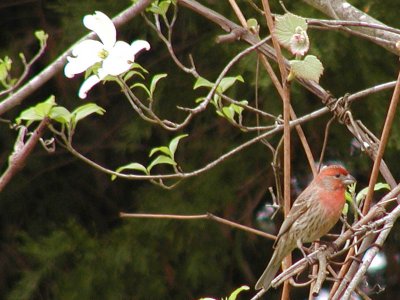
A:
318,165,356,188
314,165,356,217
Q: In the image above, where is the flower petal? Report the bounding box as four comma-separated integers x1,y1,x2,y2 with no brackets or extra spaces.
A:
64,56,99,78
78,75,101,99
101,40,150,76
64,40,104,78
102,41,133,76
130,40,151,54
71,40,104,57
83,11,116,49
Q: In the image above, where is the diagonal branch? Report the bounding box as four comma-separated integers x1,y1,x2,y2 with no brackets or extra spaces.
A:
363,69,400,213
301,0,400,55
0,118,49,192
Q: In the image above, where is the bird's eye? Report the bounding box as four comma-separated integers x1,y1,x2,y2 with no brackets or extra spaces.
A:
334,173,341,178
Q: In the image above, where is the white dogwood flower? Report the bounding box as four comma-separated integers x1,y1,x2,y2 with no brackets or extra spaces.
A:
64,11,150,99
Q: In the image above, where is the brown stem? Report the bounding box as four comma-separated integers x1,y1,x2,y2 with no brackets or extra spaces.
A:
331,66,400,299
290,108,317,177
120,212,276,240
363,69,400,213
0,118,49,192
261,1,291,299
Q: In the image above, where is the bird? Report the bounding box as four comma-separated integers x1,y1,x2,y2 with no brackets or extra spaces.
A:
255,165,356,291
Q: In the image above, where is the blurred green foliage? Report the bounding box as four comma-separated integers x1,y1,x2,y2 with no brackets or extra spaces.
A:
1,0,400,299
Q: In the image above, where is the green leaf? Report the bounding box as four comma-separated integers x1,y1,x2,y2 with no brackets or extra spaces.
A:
34,102,53,117
247,18,258,30
34,95,56,117
232,101,247,115
148,0,171,16
274,13,307,48
194,75,243,95
147,155,176,173
123,70,145,81
131,82,151,96
2,56,12,70
228,286,250,300
219,75,244,93
0,62,8,82
342,203,349,215
0,56,13,83
212,94,221,108
345,190,353,203
34,30,48,48
289,55,324,82
158,1,171,15
19,52,26,62
149,73,167,97
72,103,105,123
220,106,235,121
83,62,100,79
130,62,148,74
16,95,56,124
49,106,71,124
168,134,188,158
193,76,214,90
345,182,356,204
112,162,148,180
195,97,205,103
16,107,42,124
216,110,224,118
356,183,391,203
149,146,171,158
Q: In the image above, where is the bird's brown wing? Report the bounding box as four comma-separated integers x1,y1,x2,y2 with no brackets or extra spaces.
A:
273,186,314,248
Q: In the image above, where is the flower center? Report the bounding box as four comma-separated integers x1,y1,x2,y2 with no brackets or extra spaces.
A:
98,49,109,59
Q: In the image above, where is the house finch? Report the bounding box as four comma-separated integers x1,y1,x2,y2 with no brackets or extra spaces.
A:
255,165,355,291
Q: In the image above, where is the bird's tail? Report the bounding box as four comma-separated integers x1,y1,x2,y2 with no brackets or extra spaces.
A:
254,249,283,291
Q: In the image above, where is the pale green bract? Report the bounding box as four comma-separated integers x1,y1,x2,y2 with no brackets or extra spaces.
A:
289,55,324,82
274,13,308,55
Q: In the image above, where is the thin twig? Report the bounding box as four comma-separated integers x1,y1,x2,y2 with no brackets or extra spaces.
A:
307,19,400,36
318,117,335,172
260,1,291,299
363,69,400,213
228,0,247,27
0,37,47,98
120,212,276,240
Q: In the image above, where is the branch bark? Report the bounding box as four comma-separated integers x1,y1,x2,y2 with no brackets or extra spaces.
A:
302,0,400,55
0,118,49,192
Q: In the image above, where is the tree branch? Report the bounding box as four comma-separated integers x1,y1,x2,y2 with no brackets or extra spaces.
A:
0,118,49,192
120,212,276,240
301,0,400,55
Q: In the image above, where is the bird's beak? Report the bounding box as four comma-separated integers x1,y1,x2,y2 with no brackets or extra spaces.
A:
343,174,356,185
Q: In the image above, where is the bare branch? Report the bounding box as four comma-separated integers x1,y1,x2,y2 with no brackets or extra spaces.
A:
301,0,400,55
0,118,49,192
363,70,400,212
120,212,276,240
